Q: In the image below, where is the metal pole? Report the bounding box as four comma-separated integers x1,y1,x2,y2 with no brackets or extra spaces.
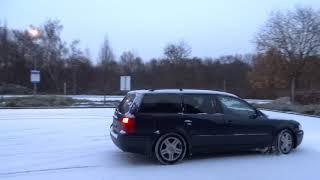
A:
33,50,37,96
63,82,67,95
33,83,37,95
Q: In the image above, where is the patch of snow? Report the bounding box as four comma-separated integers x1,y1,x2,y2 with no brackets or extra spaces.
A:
272,97,292,105
245,99,273,104
69,95,124,102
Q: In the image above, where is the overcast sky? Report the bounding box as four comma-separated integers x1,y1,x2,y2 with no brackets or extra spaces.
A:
1,0,320,62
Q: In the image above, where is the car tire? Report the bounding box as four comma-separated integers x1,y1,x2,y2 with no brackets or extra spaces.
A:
276,129,294,154
154,133,187,165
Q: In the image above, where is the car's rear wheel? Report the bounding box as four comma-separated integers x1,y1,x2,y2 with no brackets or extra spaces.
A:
276,129,294,154
154,133,187,165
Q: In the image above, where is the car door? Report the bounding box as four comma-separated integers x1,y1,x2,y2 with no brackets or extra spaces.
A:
137,93,184,135
182,94,227,151
216,95,273,148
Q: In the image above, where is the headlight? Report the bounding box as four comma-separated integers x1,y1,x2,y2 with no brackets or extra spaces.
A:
298,124,302,130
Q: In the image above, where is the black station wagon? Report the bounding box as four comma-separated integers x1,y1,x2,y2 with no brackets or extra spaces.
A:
110,89,303,164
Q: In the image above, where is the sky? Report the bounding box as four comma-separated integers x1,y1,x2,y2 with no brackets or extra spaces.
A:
1,0,320,63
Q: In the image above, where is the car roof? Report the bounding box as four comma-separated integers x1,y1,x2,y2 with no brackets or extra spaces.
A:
129,89,238,97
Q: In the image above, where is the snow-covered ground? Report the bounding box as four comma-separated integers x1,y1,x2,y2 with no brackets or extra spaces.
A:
0,108,318,180
2,95,124,102
68,95,124,102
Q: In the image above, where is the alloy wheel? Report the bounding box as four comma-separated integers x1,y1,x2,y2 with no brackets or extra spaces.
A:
159,137,183,161
155,133,187,164
278,130,293,154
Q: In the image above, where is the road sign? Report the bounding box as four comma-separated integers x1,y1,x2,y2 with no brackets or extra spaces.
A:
120,76,131,91
30,70,40,83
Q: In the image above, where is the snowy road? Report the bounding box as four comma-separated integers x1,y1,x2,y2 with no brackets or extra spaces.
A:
0,108,319,180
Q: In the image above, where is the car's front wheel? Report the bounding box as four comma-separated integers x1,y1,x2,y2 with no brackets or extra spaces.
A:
154,133,187,165
276,129,294,154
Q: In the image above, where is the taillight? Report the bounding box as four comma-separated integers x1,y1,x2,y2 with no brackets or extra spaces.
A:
121,116,136,134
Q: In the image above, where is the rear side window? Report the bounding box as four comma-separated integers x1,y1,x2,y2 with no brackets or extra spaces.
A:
139,94,182,113
118,94,136,114
183,95,216,114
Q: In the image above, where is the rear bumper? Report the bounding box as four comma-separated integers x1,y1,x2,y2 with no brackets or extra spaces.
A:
295,130,304,147
110,128,153,155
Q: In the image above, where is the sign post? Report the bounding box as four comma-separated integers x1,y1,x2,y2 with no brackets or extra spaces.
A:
120,76,131,91
30,70,40,95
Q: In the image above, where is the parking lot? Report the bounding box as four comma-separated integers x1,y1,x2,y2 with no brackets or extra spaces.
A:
0,108,319,180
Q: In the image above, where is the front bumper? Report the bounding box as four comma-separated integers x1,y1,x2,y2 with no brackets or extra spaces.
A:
110,127,153,155
295,130,304,147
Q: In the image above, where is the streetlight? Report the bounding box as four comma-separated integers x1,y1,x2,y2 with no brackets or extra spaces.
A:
28,26,41,95
28,26,40,38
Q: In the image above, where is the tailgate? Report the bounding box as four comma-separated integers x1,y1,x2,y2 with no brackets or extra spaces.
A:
112,109,123,133
112,93,138,133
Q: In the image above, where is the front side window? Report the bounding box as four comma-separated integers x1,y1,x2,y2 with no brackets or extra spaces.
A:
139,94,182,113
183,95,216,114
218,96,255,116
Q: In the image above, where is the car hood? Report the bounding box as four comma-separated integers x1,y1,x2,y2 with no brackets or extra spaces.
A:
267,117,300,126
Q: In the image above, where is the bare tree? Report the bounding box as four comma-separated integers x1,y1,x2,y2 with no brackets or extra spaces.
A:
68,40,82,94
248,49,289,90
40,20,68,92
256,7,320,102
119,51,143,73
98,37,117,93
99,37,115,64
164,41,191,61
120,51,135,65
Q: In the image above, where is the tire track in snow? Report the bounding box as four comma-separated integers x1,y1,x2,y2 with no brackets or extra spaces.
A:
0,165,101,176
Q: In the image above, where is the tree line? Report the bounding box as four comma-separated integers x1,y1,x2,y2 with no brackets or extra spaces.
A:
1,7,320,100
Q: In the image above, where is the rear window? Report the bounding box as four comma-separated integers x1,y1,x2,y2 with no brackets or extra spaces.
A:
118,93,136,114
139,94,182,113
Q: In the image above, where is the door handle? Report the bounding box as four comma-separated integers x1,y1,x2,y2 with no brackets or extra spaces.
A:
184,120,192,126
